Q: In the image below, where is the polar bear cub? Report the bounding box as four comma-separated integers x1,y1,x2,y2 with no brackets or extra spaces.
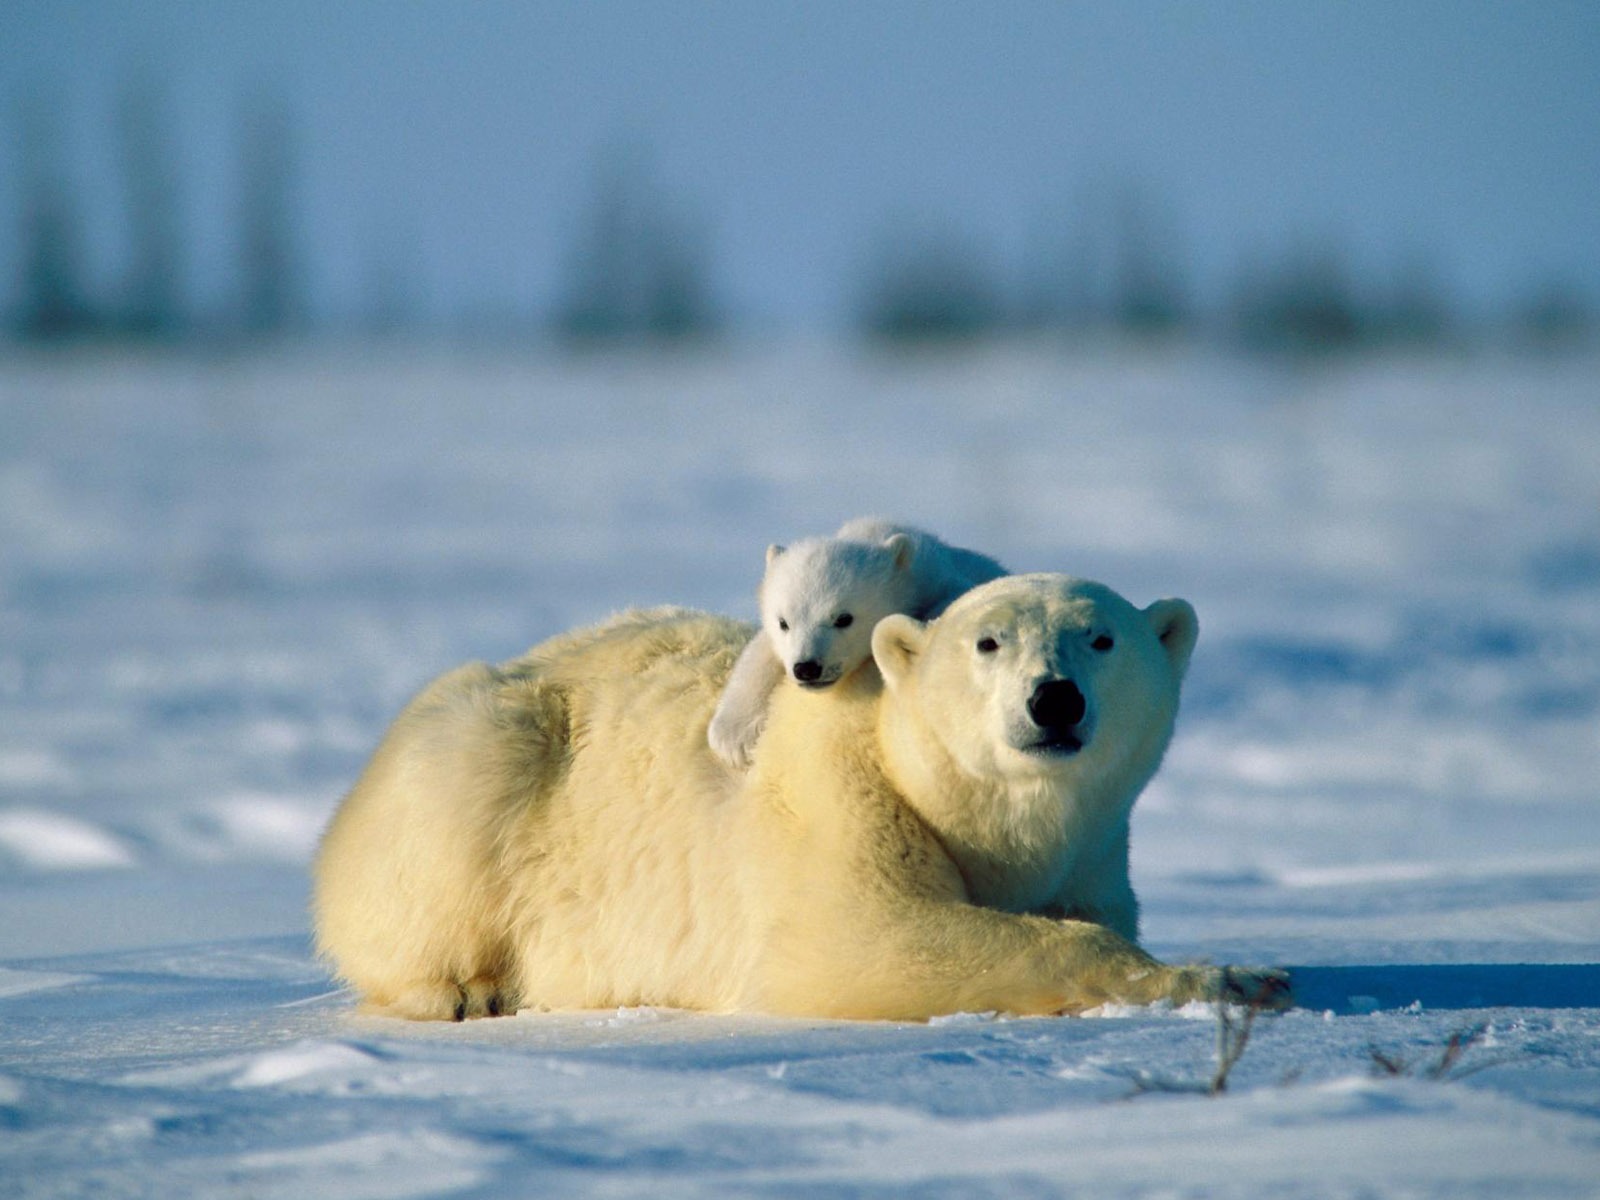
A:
707,517,1006,768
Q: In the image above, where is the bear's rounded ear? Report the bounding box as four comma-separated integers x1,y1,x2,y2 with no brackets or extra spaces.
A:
1145,598,1199,679
884,532,916,572
872,614,927,690
766,543,786,566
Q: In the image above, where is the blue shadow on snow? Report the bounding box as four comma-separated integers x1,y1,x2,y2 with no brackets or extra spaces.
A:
1288,963,1600,1013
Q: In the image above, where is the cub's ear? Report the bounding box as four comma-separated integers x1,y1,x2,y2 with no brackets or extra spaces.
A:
1145,598,1199,679
872,614,927,690
884,532,916,572
765,543,786,566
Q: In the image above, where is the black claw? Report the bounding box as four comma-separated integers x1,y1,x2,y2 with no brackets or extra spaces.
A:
452,1001,466,1022
487,995,501,1017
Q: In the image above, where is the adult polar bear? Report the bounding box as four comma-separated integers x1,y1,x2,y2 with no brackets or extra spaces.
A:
314,574,1288,1020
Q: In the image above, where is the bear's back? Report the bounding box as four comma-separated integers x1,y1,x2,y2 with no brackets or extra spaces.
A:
512,606,750,687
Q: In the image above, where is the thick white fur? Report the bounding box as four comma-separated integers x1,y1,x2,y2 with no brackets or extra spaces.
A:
313,575,1287,1021
707,517,1007,768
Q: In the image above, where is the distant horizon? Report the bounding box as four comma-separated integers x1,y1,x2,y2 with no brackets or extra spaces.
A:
4,1,1598,336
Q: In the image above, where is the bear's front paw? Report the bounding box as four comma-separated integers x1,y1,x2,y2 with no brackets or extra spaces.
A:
1165,964,1292,1011
1220,965,1292,1010
708,713,763,771
1184,966,1292,1011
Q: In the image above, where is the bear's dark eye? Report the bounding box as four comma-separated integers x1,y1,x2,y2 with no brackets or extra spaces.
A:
778,618,789,632
976,636,1000,654
833,613,854,629
1092,634,1115,653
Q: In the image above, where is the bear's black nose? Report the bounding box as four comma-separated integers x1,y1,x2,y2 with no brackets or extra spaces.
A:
793,660,823,683
1027,678,1086,731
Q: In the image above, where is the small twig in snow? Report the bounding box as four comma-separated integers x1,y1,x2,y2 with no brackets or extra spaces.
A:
1124,967,1276,1099
1368,1023,1492,1081
1209,967,1268,1094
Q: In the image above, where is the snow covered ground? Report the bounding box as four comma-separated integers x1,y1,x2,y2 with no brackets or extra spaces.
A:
2,341,1597,1197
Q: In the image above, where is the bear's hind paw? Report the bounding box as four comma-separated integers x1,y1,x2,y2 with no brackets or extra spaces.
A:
462,976,517,1019
365,977,518,1022
364,979,468,1022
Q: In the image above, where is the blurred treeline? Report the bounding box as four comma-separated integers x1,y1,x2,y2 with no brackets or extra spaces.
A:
7,91,1592,354
12,87,301,345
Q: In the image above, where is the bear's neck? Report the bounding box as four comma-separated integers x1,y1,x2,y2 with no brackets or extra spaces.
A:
875,696,1117,914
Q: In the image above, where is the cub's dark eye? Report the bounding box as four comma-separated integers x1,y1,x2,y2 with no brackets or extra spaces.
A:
976,636,1000,654
1091,634,1115,653
777,618,789,632
833,613,854,629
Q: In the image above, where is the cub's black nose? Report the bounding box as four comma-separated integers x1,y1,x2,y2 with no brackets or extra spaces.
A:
793,660,824,683
1027,678,1086,731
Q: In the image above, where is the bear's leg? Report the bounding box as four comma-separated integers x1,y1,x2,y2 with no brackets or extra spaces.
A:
758,899,1291,1019
707,634,787,769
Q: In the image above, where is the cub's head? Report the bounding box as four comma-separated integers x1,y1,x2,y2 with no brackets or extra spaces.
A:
872,574,1198,789
760,532,922,688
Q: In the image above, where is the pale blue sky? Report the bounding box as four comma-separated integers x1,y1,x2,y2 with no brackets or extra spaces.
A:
5,0,1598,331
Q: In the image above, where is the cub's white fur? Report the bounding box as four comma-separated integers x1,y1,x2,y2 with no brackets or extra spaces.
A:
312,574,1290,1021
707,517,1006,768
